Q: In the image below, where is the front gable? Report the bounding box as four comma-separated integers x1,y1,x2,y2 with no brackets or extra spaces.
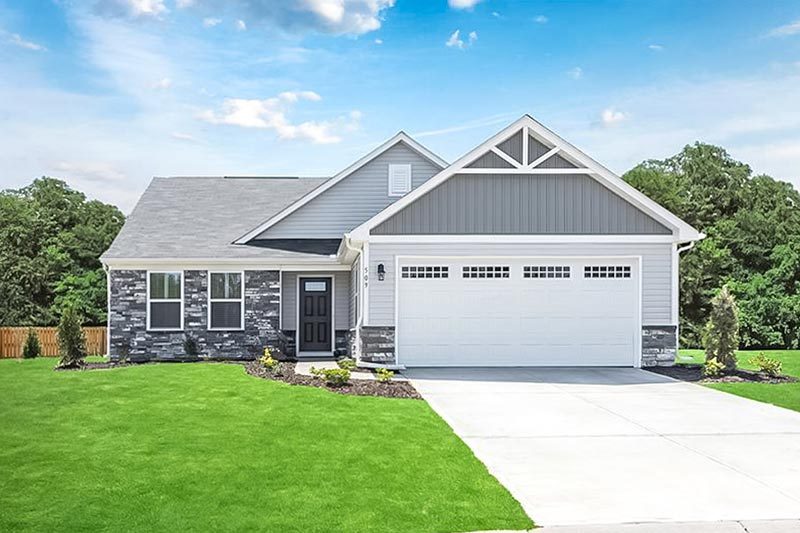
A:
351,115,703,242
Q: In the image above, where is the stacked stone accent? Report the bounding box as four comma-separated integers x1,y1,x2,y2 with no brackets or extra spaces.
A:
359,326,395,364
277,330,351,358
109,269,280,362
641,325,677,367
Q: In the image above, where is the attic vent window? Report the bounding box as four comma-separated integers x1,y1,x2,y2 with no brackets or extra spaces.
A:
388,164,412,197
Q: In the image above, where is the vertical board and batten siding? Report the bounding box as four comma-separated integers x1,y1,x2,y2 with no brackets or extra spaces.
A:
372,174,671,235
281,271,350,330
258,142,442,239
367,242,673,326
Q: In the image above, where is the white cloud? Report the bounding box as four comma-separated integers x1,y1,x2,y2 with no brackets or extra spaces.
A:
171,132,199,142
5,32,47,51
767,19,800,37
235,19,247,31
568,67,582,80
446,29,476,50
199,91,360,144
491,11,501,18
374,38,383,44
413,112,521,138
202,17,222,27
151,77,172,89
600,108,627,126
648,44,664,51
52,161,128,183
93,0,168,19
448,0,482,9
175,0,195,7
534,15,548,24
468,31,478,44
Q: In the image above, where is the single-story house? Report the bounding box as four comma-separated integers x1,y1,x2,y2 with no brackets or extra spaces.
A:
101,115,704,367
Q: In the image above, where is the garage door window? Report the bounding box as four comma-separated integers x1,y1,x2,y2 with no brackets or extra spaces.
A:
401,266,449,279
524,266,571,279
462,266,510,279
584,265,631,278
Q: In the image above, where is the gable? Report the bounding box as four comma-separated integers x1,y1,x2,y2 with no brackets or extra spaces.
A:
372,173,671,235
257,141,442,239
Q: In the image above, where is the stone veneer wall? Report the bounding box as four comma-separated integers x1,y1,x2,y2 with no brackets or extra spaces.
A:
358,326,395,365
278,330,351,358
641,325,678,367
109,269,280,361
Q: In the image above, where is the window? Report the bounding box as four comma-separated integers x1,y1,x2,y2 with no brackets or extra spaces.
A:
524,265,571,278
209,272,244,330
401,266,449,279
462,266,510,279
584,265,631,279
148,272,182,330
388,164,412,197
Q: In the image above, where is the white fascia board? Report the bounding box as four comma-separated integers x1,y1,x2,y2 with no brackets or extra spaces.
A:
233,132,447,244
104,258,350,270
350,115,704,243
367,235,679,244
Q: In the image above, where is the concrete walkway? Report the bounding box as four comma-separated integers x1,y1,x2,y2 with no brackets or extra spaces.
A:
405,368,800,527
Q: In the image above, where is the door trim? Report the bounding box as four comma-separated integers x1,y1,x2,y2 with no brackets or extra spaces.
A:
394,255,642,368
296,274,335,355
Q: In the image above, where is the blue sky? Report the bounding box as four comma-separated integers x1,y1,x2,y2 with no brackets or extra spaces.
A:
1,0,799,211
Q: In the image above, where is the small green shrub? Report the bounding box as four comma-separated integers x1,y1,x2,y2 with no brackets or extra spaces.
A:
336,357,356,370
703,285,739,372
311,367,351,387
376,368,394,383
57,305,87,368
749,353,782,377
183,334,199,357
260,354,279,372
22,328,41,359
703,357,725,378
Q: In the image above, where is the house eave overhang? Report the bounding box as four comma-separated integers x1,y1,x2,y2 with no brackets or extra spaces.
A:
102,256,348,270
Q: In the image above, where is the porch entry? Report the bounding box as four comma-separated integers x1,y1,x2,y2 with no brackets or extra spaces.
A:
298,277,333,352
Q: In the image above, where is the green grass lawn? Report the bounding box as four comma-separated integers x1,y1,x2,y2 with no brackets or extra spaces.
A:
0,359,532,533
679,349,800,412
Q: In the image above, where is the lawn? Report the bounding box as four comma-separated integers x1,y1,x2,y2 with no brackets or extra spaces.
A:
679,349,800,412
0,359,532,533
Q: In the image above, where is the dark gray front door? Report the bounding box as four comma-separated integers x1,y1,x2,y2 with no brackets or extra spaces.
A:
299,277,332,352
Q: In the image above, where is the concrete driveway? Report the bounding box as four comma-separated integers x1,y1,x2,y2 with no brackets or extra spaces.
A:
404,368,800,527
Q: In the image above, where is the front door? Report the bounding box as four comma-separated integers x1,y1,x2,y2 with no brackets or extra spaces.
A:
299,277,332,352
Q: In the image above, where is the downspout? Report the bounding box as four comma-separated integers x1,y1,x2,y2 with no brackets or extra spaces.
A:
103,263,111,359
673,236,703,358
342,234,363,362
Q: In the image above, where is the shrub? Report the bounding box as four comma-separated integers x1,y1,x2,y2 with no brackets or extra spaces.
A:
57,305,87,368
311,367,351,387
376,368,394,383
22,329,41,359
183,334,199,358
749,353,782,377
260,347,280,372
703,285,739,372
337,357,356,371
703,357,725,378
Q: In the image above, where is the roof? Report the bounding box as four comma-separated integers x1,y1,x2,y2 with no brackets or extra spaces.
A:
102,177,331,262
234,132,447,243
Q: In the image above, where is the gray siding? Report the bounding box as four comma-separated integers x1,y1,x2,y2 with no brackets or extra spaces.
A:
497,131,523,164
528,135,552,164
281,271,349,330
466,151,515,169
373,174,671,235
367,242,674,326
259,142,442,238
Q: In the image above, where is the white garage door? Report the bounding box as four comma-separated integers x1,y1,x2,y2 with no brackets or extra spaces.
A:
397,258,640,367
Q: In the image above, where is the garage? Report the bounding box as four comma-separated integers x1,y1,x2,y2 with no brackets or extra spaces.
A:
396,257,640,367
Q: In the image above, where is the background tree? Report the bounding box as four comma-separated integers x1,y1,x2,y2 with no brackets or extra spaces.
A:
57,305,87,369
0,178,124,326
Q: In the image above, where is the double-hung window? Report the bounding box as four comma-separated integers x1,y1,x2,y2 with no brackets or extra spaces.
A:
148,272,183,330
209,272,244,330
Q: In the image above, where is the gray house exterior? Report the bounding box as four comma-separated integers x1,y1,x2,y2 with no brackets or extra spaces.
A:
102,116,703,367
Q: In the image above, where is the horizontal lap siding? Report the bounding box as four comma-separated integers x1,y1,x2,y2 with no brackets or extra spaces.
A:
281,271,350,330
367,242,673,326
260,142,441,239
373,174,671,235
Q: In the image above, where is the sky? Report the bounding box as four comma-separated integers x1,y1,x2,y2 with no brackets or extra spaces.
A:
1,0,799,212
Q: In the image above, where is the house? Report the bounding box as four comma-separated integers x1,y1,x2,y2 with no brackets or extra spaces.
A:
101,115,703,367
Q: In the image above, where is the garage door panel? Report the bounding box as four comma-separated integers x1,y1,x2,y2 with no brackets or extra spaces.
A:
398,257,639,367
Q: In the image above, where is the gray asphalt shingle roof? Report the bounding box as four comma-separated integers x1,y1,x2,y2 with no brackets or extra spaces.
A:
102,177,332,260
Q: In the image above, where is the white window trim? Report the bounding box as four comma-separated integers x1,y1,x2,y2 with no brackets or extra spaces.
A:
388,164,412,197
146,270,184,332
207,270,245,331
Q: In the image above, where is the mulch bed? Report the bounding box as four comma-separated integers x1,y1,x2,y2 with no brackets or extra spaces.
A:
53,360,136,371
244,361,421,399
648,364,797,384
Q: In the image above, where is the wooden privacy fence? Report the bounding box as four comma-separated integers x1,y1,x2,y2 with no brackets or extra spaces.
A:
0,327,107,359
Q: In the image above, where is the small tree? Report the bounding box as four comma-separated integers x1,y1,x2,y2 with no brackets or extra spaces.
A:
703,285,740,372
22,328,41,359
57,305,87,368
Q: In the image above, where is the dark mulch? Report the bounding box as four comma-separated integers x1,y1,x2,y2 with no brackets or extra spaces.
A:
53,360,136,371
648,364,797,384
244,361,421,399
